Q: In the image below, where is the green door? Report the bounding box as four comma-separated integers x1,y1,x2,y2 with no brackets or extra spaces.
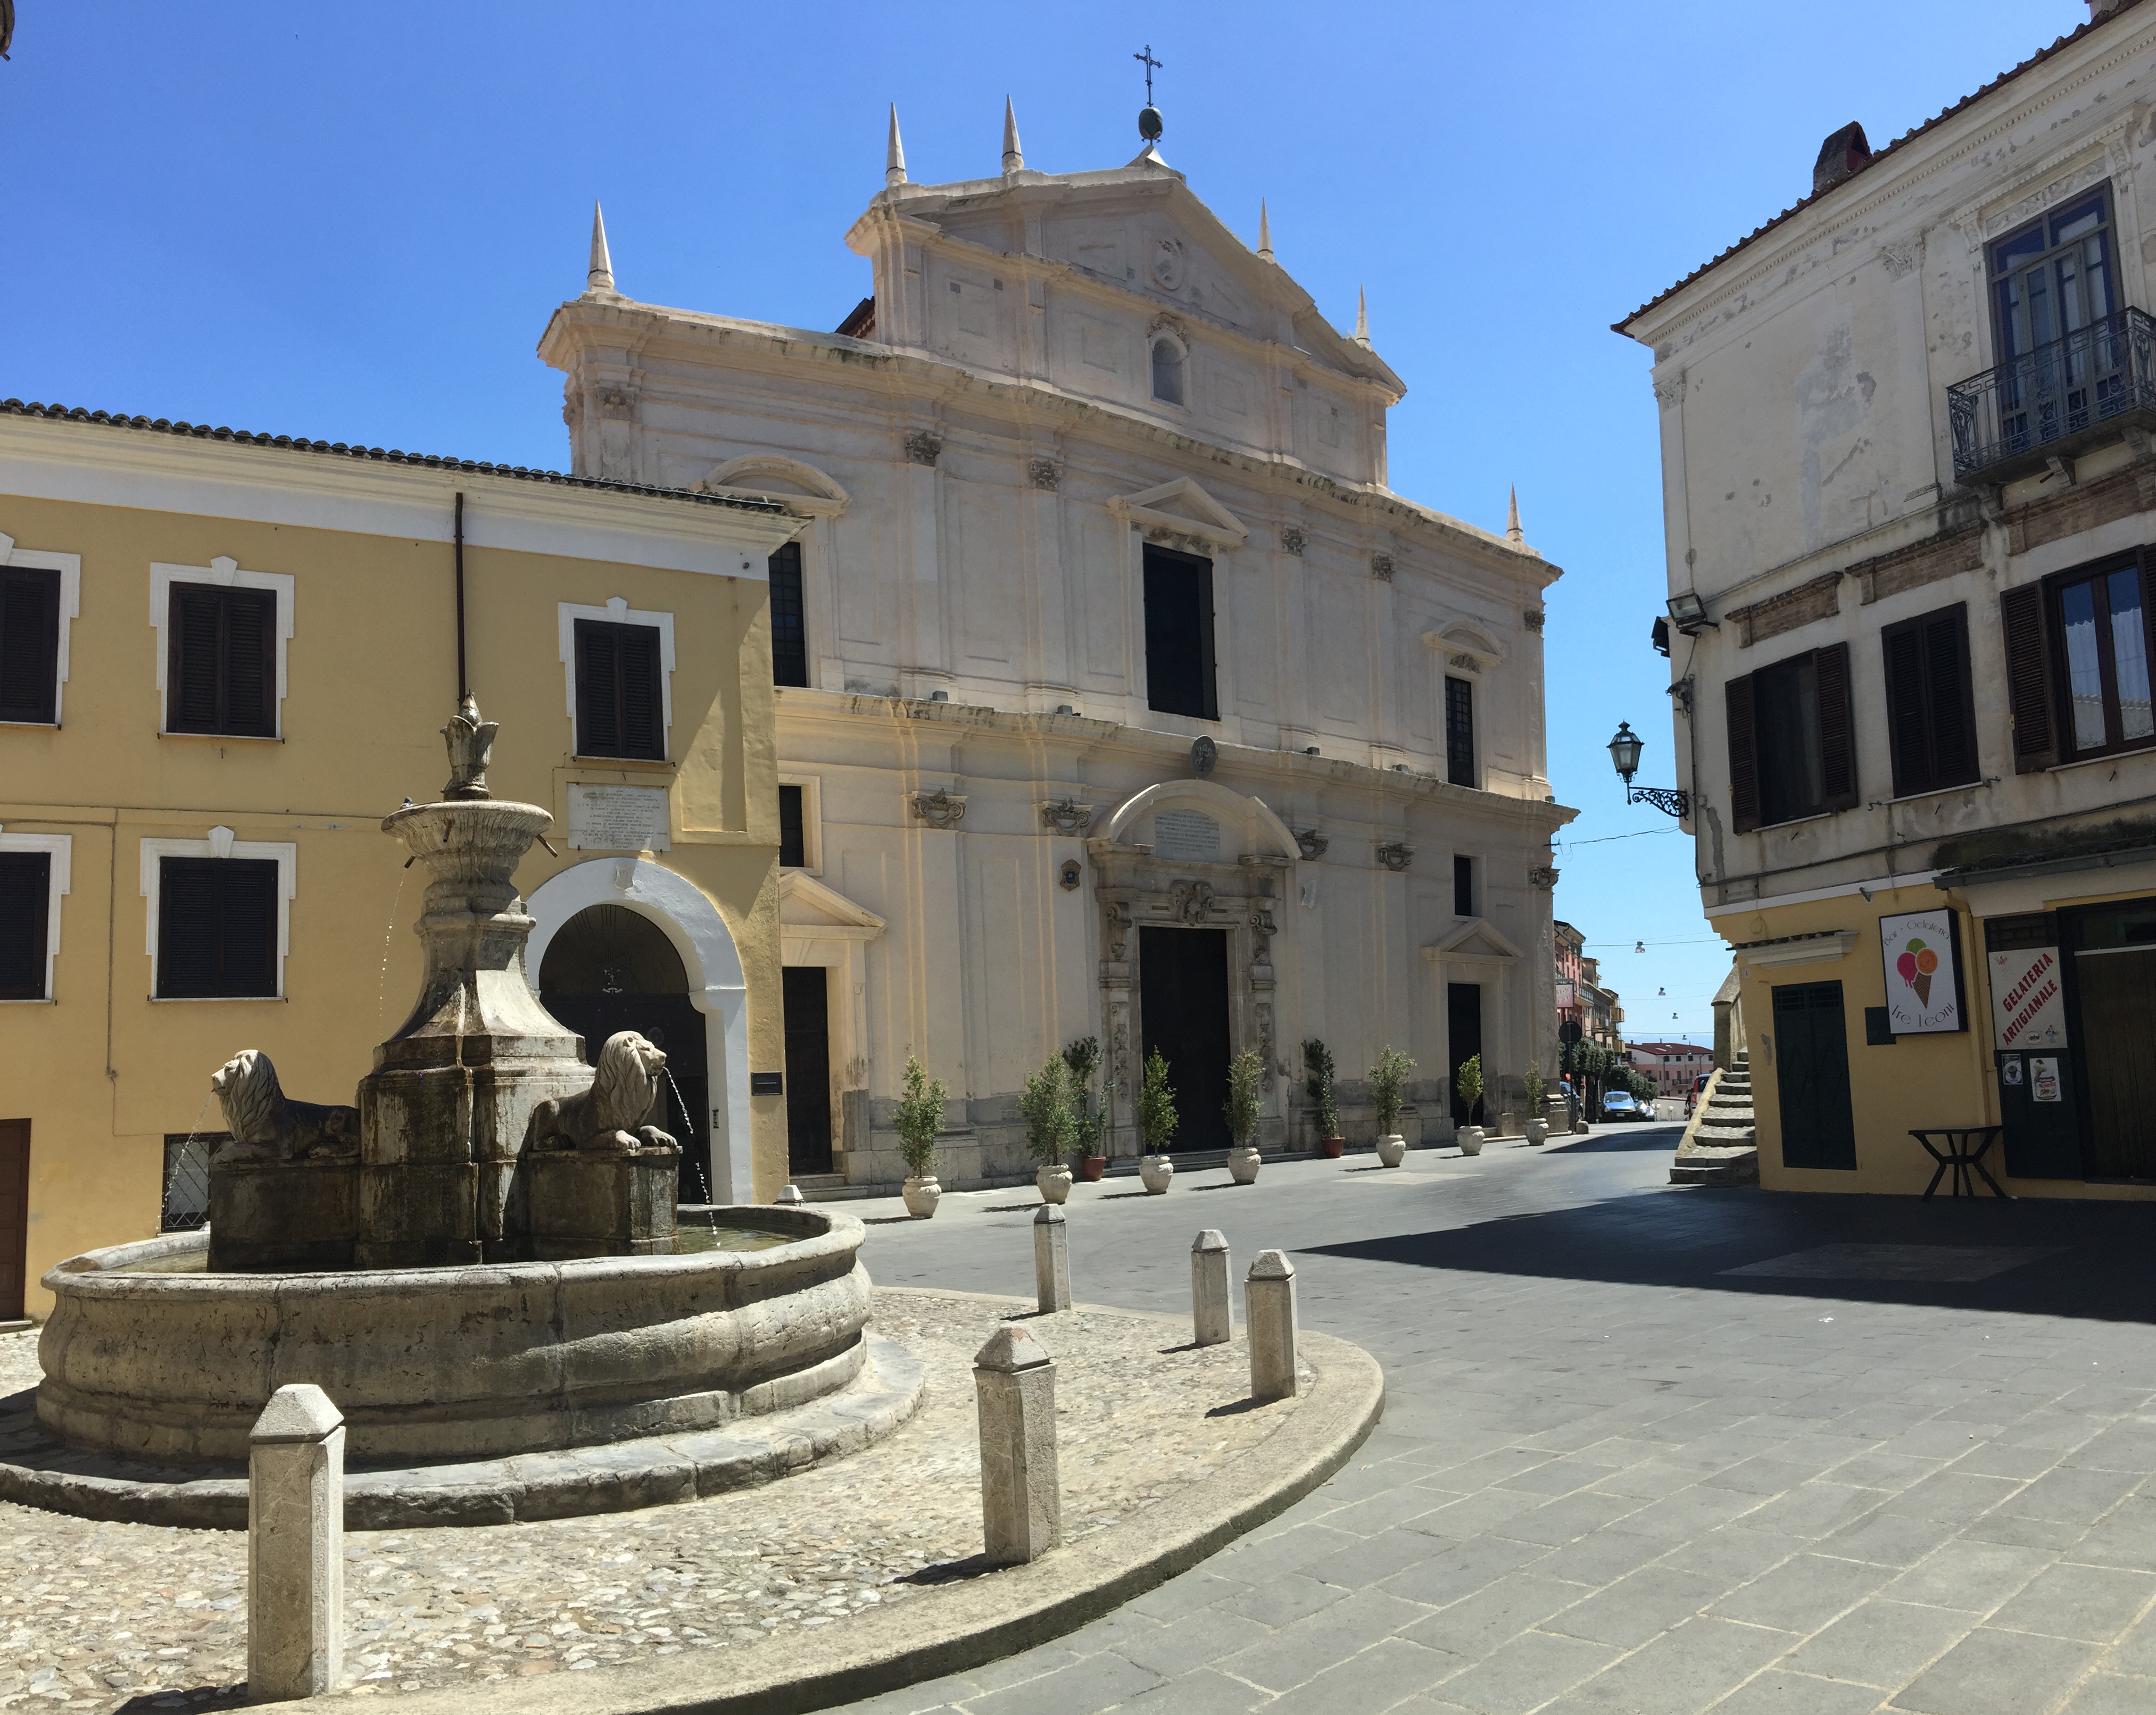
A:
1772,981,1858,1170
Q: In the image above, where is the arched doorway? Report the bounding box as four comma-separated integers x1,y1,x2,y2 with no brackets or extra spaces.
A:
538,904,714,1203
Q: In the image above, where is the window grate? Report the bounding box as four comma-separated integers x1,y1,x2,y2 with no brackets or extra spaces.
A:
161,1132,223,1231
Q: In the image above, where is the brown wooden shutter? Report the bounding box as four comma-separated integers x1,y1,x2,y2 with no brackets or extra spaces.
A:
221,589,276,737
1881,619,1930,798
170,586,223,732
156,857,220,998
0,852,51,1001
1814,642,1858,811
157,856,277,998
1926,605,1978,788
0,567,60,725
618,626,664,759
2001,582,2058,772
1726,673,1760,834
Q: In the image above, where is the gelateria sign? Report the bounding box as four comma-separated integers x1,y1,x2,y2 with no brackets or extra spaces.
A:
1879,908,1965,1034
1989,943,2068,1052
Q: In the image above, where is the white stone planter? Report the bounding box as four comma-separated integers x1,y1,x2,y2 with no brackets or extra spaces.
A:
901,1176,941,1218
1457,1127,1485,1156
1036,1164,1073,1204
1139,1154,1175,1194
1227,1144,1262,1184
1525,1118,1549,1147
1376,1134,1407,1168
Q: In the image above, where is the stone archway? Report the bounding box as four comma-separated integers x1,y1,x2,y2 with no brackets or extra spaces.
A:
525,860,754,1203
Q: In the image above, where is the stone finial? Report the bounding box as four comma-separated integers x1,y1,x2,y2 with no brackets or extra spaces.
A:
1002,96,1024,174
1355,286,1370,347
1034,1203,1071,1313
441,694,497,802
587,201,615,295
975,1322,1052,1372
886,104,908,188
1257,199,1274,262
1507,486,1523,544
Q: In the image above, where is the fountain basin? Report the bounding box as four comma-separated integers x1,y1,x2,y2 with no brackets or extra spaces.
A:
35,1205,870,1465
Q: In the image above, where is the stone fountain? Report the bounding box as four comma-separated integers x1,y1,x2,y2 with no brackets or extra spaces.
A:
18,706,914,1512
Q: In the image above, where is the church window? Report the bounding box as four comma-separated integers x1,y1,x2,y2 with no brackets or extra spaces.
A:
769,540,809,688
778,785,806,868
1142,544,1218,721
1453,854,1476,918
1445,676,1477,787
1150,336,1186,406
574,619,666,760
0,564,62,725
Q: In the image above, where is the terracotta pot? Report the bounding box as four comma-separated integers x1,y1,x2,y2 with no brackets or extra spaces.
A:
1320,1136,1345,1160
1139,1153,1174,1194
1077,1155,1108,1183
1037,1164,1073,1204
1376,1134,1407,1168
1457,1127,1485,1156
901,1175,941,1218
1228,1144,1262,1184
1525,1118,1549,1147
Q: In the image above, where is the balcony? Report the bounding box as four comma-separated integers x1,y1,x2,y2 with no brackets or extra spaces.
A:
1949,306,2156,484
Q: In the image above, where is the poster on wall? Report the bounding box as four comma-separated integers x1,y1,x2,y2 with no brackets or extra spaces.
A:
1989,943,2068,1052
1879,908,1966,1035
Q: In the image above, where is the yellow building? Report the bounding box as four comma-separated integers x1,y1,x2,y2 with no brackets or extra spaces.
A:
1618,6,2156,1198
0,399,804,1318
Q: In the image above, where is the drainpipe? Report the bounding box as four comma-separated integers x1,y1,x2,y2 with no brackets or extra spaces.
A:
454,492,469,700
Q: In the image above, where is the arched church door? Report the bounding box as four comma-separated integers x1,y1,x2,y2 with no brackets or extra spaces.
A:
538,904,712,1203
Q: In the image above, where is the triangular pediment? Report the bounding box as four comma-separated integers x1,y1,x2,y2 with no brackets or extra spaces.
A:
778,870,885,936
1425,917,1523,964
1107,477,1248,548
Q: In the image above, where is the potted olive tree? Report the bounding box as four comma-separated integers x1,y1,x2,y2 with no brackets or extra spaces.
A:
1523,1064,1549,1146
893,1054,948,1217
1137,1047,1177,1194
1225,1048,1266,1184
1303,1038,1344,1158
1454,1053,1486,1155
1063,1036,1108,1181
1021,1053,1077,1204
1370,1046,1414,1167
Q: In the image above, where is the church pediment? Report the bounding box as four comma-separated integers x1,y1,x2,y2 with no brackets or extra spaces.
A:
701,455,849,519
1106,477,1248,550
1424,917,1522,965
778,870,885,938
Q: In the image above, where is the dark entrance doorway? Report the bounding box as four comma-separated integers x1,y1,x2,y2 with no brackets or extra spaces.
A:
782,967,834,1175
1140,926,1231,1154
0,1119,26,1322
2062,900,2156,1180
538,905,712,1202
1771,981,1856,1170
1448,983,1483,1126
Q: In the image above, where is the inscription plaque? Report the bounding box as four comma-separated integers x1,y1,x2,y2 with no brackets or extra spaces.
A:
566,784,672,852
1152,809,1221,863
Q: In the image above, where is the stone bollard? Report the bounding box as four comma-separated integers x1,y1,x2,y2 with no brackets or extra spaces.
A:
247,1384,345,1703
1191,1229,1232,1347
1245,1250,1300,1403
775,1184,804,1206
974,1325,1061,1564
1033,1203,1071,1313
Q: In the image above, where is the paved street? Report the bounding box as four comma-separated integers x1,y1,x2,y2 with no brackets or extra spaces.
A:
832,1127,2156,1715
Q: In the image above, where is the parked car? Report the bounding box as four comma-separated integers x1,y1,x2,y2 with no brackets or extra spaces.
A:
1688,1071,1711,1117
1599,1090,1643,1122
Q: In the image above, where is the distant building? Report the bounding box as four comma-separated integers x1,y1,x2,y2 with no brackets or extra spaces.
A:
1554,919,1586,1037
1626,1040,1713,1102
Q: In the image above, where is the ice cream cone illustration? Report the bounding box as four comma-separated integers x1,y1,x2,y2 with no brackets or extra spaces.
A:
1897,938,1939,1009
1913,972,1931,1008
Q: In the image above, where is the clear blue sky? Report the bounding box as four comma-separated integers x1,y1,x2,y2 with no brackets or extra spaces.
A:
0,1,2089,1044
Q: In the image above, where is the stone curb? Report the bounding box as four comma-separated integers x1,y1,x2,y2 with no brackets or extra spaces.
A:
0,1337,925,1531
372,1294,1385,1715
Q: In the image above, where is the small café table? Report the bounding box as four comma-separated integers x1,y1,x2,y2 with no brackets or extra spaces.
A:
1909,1126,2009,1200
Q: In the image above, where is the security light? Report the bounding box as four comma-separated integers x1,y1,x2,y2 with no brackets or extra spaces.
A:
1667,591,1715,634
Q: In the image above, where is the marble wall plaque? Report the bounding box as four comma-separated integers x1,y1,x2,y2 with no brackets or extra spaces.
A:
1152,809,1221,863
566,784,671,852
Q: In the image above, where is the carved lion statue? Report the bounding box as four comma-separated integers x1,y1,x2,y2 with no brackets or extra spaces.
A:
209,1050,361,1166
525,1030,679,1156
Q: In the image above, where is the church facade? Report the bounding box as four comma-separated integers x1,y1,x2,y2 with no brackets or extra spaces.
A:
539,114,1573,1188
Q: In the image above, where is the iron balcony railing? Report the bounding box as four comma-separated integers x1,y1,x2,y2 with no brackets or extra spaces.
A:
1949,305,2156,482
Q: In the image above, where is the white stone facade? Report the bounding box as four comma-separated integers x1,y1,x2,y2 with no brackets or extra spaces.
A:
541,132,1571,1188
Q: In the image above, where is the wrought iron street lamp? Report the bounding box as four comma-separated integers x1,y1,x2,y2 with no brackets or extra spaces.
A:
1607,721,1690,818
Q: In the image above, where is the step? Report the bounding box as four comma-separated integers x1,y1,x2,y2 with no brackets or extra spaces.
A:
1671,1147,1758,1186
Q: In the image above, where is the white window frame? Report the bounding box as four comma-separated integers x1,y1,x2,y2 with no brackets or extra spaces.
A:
150,556,296,739
0,532,82,727
0,829,71,1001
558,597,676,761
776,772,825,875
140,827,297,1000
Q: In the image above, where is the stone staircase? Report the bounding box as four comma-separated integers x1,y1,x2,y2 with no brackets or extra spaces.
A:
1669,1055,1759,1185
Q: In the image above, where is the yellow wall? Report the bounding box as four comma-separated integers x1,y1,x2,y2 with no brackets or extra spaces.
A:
0,487,787,1314
1716,882,2153,1200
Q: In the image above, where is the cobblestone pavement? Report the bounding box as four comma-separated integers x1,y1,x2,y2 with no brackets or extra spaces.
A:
0,1289,1305,1712
824,1130,2156,1715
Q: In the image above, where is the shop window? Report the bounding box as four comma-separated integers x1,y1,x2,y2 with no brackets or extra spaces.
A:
1445,676,1476,787
154,855,279,999
1882,602,1979,797
574,619,666,760
1142,544,1217,720
0,564,62,725
769,540,809,688
2001,553,2156,771
1724,643,1856,832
